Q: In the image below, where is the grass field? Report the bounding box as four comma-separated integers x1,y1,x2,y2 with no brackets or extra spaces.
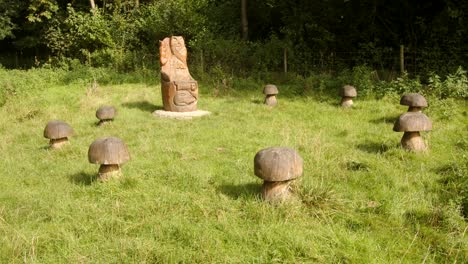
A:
0,78,467,263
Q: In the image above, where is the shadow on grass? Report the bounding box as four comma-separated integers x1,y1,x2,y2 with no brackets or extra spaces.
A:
121,101,162,113
39,144,72,151
69,171,97,185
251,99,262,104
357,142,391,154
369,115,399,124
218,183,260,199
92,120,116,127
39,145,49,150
345,161,371,171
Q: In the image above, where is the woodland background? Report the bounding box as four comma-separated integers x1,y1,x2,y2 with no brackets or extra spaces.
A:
0,0,466,79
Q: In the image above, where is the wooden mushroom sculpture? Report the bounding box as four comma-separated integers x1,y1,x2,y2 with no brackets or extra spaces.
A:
43,120,74,149
96,105,117,126
400,93,428,112
254,147,303,202
393,112,432,152
88,137,130,181
339,85,357,107
263,84,279,106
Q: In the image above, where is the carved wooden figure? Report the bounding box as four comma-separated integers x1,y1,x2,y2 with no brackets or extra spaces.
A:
159,36,198,112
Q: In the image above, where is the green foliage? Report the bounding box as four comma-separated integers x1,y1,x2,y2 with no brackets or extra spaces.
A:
0,0,20,40
0,66,156,107
0,67,62,104
337,66,377,97
26,0,59,22
196,65,468,101
43,1,213,70
46,5,115,58
356,42,395,71
427,67,468,99
384,72,423,95
250,35,286,72
197,38,252,76
140,0,208,41
0,0,467,77
301,73,341,98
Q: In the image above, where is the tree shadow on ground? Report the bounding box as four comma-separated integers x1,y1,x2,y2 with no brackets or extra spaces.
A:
357,141,392,154
69,171,97,185
218,183,260,200
121,101,162,113
369,115,399,124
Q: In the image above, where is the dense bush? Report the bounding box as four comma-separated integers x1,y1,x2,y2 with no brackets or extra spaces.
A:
2,1,466,79
427,67,468,99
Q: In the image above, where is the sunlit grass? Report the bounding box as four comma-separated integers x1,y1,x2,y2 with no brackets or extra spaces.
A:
0,80,466,263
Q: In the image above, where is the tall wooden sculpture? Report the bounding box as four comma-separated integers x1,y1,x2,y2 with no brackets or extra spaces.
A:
159,36,198,112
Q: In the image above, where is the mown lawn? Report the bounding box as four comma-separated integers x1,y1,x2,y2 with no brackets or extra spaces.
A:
0,80,466,263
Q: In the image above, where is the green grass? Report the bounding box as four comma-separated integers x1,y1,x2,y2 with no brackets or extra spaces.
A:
0,78,467,263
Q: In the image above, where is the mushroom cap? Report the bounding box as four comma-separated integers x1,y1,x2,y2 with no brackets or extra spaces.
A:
263,84,278,95
96,105,117,120
339,85,357,97
400,93,428,108
88,137,130,165
393,112,432,132
43,120,74,139
254,147,303,182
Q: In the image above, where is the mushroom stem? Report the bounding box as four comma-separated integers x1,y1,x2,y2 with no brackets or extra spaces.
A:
98,164,121,181
262,180,292,202
401,131,427,152
97,119,112,126
49,138,69,149
264,95,277,106
340,97,353,107
408,106,422,112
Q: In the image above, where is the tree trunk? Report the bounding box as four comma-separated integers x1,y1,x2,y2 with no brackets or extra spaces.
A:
89,0,96,10
283,48,287,73
400,45,405,74
241,0,248,40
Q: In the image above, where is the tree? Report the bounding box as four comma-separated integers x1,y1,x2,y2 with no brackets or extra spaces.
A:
241,0,248,40
0,0,24,40
89,0,96,10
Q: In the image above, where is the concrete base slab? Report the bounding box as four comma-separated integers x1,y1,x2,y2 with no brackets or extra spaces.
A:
152,110,211,120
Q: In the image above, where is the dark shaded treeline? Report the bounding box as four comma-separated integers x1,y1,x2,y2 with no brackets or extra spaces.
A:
0,0,466,77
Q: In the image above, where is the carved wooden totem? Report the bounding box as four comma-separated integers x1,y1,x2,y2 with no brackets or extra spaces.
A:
159,36,198,112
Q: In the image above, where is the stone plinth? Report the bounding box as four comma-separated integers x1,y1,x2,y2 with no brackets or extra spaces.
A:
153,110,211,120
